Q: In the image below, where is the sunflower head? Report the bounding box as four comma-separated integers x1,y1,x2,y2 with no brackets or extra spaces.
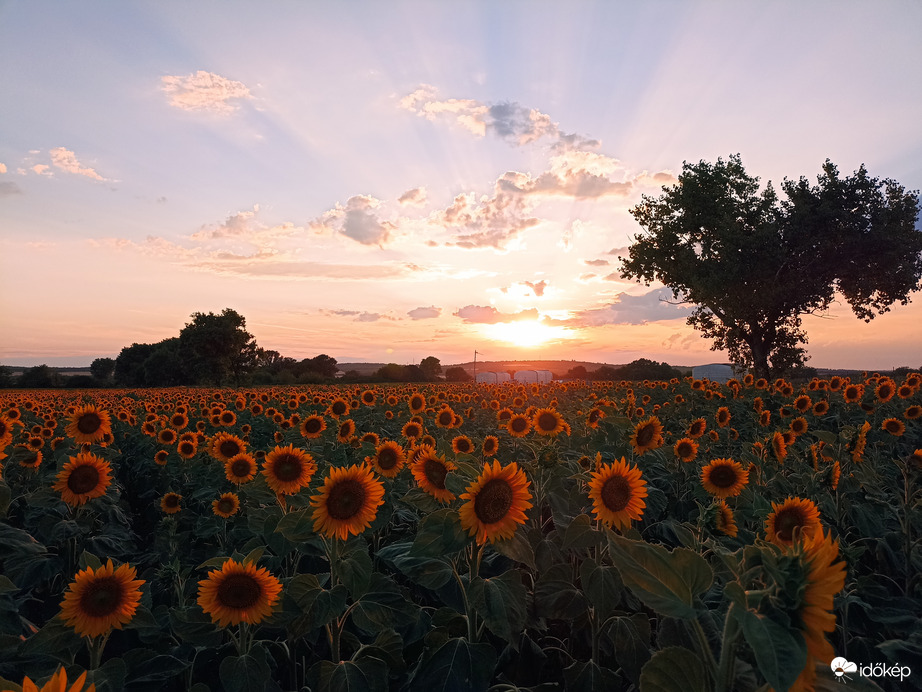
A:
210,432,247,462
59,559,144,638
700,458,749,498
197,558,282,627
713,499,738,537
369,440,406,478
506,414,532,438
65,405,112,445
673,437,699,462
533,408,566,437
262,444,316,495
161,492,182,514
629,416,664,455
53,452,113,507
310,464,385,540
451,435,475,455
225,452,258,484
587,457,647,531
410,448,457,503
300,414,327,439
459,460,533,544
212,492,241,518
765,496,821,547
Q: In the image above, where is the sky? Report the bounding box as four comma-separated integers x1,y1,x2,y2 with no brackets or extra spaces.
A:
1,1,921,370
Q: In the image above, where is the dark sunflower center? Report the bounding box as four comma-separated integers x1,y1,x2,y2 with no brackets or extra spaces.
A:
411,396,423,410
635,423,655,446
423,459,447,489
377,448,399,470
218,573,261,609
231,459,252,478
332,402,347,415
217,498,236,513
172,415,185,425
339,423,352,437
79,576,123,617
601,475,631,512
474,479,513,524
537,413,558,431
67,465,101,494
179,442,195,454
438,412,452,426
326,479,366,520
455,439,471,453
510,417,528,432
77,413,102,435
677,442,694,457
690,423,704,436
879,385,892,399
304,418,322,433
220,440,241,458
164,494,180,508
484,440,496,453
885,420,901,432
588,410,601,423
221,412,234,423
405,425,420,438
709,465,738,488
273,454,302,482
774,508,806,542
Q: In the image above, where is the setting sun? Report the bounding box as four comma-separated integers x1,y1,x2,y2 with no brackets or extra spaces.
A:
483,321,574,348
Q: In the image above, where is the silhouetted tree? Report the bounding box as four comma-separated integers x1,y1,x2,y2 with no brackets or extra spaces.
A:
19,365,59,388
621,155,922,378
115,343,156,386
420,356,442,381
90,357,116,382
301,354,339,379
179,308,259,385
445,366,472,382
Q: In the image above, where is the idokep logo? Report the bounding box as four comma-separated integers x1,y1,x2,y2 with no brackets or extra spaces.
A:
831,656,912,684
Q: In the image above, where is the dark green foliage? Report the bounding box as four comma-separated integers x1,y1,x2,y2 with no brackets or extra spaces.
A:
621,155,922,378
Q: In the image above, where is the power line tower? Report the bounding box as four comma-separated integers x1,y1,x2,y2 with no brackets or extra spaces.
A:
473,350,481,383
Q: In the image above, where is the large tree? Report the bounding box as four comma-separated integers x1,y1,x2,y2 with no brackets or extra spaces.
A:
620,155,922,378
179,308,259,385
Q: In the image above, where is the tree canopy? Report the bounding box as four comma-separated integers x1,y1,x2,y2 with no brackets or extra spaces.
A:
620,155,922,378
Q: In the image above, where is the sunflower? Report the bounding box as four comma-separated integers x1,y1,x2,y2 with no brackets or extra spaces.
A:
409,393,426,413
299,415,326,440
533,408,566,437
875,378,896,403
451,435,475,455
369,440,406,478
177,438,198,459
793,395,812,412
336,419,356,443
587,457,647,531
842,383,864,403
225,452,258,484
905,405,922,420
586,407,605,429
262,444,316,495
161,492,182,514
506,414,532,438
700,458,749,498
17,666,94,692
65,405,112,446
812,400,830,416
881,418,905,436
360,431,381,446
630,416,664,455
715,407,731,428
154,449,170,466
771,431,788,464
327,397,350,418
459,460,533,544
310,464,385,540
394,420,419,442
212,492,241,518
714,499,738,537
53,452,112,507
59,559,144,638
361,390,377,406
673,437,699,463
410,448,457,503
482,435,499,457
789,417,808,436
909,449,922,470
210,432,247,463
197,558,282,627
434,407,456,429
786,528,847,690
765,497,822,547
687,418,707,439
157,427,178,446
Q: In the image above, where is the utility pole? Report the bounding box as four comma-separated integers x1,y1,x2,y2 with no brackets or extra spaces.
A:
473,350,480,383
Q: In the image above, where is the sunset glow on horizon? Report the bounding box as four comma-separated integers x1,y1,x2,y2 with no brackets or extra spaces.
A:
1,2,920,369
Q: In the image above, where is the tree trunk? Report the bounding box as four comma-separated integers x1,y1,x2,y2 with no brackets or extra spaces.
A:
748,338,772,380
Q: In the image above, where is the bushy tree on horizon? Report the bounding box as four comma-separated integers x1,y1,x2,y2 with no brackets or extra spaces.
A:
621,155,922,378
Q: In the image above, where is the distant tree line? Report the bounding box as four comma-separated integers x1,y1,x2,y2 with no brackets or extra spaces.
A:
563,358,687,381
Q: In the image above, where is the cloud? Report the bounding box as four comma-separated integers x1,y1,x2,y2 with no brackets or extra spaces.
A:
431,179,540,250
311,195,393,246
398,187,428,207
49,148,107,181
408,306,441,320
0,181,22,197
607,245,630,256
455,305,540,324
326,309,396,322
31,164,52,176
0,163,6,173
572,288,691,326
662,333,698,351
584,259,610,267
161,71,253,114
523,280,547,297
400,84,597,150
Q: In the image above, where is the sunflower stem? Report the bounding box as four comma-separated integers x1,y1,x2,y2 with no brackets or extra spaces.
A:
714,602,740,692
88,631,111,669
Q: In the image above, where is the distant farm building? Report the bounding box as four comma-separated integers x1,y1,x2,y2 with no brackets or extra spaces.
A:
476,371,511,384
692,363,735,383
513,370,553,384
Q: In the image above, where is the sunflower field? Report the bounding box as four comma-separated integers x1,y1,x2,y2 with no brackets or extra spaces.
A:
0,373,920,691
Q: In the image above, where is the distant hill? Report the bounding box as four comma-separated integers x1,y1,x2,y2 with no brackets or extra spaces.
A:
445,360,626,377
